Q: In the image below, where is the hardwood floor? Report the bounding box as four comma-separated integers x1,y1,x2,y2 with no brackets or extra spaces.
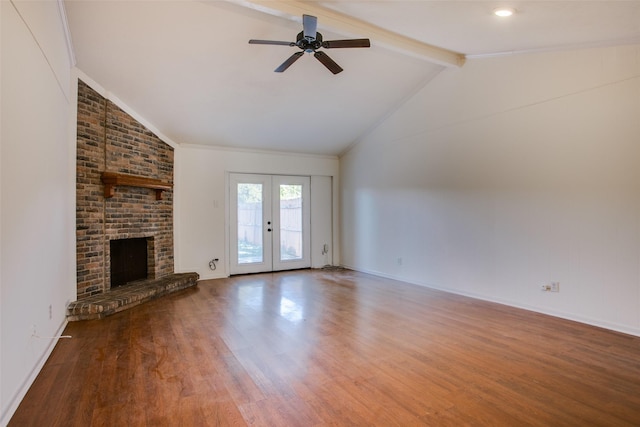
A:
10,269,640,426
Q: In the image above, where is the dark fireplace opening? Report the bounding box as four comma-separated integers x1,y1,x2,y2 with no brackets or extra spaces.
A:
110,238,148,288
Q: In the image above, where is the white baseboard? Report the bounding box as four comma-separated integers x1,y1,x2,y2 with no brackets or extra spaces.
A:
342,264,640,338
1,320,68,427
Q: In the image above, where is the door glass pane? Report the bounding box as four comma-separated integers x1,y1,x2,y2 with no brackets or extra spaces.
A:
237,183,263,264
279,184,303,261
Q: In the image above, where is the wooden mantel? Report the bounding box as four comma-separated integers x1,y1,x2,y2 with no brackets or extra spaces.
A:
101,172,172,200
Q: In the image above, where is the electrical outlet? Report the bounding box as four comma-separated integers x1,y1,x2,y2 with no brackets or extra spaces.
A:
49,304,53,319
541,282,559,292
31,325,37,336
397,257,403,266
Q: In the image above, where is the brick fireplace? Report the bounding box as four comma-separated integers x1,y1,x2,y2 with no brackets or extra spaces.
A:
75,80,180,300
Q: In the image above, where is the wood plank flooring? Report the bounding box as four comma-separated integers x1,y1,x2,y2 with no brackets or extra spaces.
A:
9,269,640,426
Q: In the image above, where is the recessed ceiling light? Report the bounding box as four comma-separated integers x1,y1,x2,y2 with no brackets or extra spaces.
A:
493,7,515,17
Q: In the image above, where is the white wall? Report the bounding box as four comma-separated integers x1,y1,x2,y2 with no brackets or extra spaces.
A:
176,145,339,279
341,44,640,336
310,175,334,268
1,1,76,424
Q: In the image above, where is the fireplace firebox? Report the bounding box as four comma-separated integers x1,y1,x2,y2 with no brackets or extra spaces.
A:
110,238,148,288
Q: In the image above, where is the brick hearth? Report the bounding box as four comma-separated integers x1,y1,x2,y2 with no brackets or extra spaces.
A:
67,273,199,321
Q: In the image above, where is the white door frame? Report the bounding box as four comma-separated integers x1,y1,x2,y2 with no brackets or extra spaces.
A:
229,173,311,275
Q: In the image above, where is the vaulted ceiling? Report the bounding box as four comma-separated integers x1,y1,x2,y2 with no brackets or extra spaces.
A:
64,1,640,156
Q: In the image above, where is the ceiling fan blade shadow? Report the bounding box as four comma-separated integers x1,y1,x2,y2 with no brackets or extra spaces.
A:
314,51,343,74
275,52,304,72
322,39,371,49
303,14,318,40
249,39,295,46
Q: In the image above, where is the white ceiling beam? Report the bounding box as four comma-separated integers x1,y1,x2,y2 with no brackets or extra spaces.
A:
224,0,466,68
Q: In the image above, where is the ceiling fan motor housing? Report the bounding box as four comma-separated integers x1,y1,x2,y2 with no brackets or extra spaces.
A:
297,31,323,52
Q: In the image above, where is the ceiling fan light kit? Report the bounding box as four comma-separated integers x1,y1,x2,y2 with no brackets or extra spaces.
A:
248,14,371,74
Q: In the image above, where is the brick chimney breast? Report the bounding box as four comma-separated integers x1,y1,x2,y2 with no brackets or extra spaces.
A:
76,80,174,298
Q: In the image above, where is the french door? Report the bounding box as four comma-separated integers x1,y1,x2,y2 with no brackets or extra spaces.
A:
230,173,310,274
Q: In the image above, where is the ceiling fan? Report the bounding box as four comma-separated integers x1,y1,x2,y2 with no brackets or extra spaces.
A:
249,14,370,74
